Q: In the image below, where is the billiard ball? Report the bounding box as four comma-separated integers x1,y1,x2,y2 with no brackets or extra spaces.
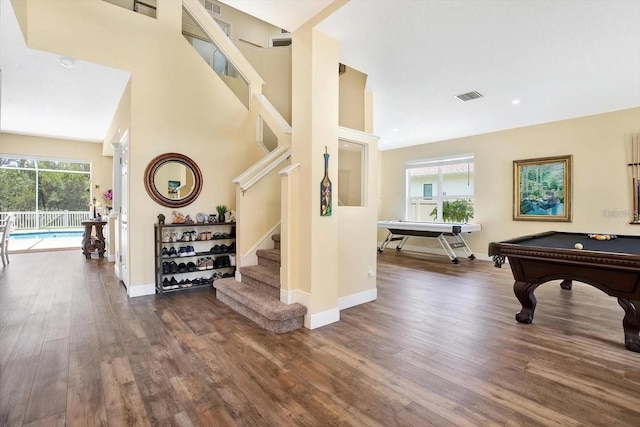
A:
574,243,583,250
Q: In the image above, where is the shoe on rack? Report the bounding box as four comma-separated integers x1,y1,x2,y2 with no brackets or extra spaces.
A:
162,262,170,274
162,278,171,290
178,262,187,273
168,246,177,257
170,277,179,289
171,232,178,243
187,245,196,256
187,261,197,272
161,247,169,258
196,258,207,271
162,231,170,243
177,247,188,257
169,261,178,273
228,242,236,253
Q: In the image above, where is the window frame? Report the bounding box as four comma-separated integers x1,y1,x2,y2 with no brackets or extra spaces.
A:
405,154,474,222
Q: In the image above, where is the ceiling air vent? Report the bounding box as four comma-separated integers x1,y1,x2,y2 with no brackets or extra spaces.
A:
455,91,484,102
204,0,221,14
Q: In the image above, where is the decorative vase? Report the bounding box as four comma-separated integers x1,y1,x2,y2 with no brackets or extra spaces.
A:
218,213,225,222
320,147,332,216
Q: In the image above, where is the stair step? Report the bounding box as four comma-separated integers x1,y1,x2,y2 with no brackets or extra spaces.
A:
213,279,306,333
256,249,280,268
240,265,280,288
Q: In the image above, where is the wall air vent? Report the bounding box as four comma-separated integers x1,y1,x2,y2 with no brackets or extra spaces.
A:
204,0,221,15
455,91,484,102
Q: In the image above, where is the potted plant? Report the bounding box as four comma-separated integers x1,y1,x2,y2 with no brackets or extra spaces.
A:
216,205,227,223
430,199,474,223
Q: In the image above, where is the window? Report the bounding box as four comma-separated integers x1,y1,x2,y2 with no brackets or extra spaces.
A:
406,155,474,222
338,141,366,207
423,183,433,198
0,156,91,229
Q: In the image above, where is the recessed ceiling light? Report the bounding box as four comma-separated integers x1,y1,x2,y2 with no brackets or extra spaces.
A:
512,99,521,105
392,127,399,132
59,57,75,68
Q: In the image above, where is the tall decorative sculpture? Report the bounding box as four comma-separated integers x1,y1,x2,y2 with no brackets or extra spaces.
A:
320,146,332,217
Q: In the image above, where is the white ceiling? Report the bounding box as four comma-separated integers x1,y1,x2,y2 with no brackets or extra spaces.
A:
1,0,639,150
225,0,640,150
0,0,130,143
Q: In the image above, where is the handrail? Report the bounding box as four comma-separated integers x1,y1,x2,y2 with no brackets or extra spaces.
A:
233,145,290,185
235,148,292,193
182,0,264,95
279,163,300,176
255,94,292,136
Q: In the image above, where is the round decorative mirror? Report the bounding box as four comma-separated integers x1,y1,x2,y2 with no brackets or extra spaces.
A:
144,153,203,208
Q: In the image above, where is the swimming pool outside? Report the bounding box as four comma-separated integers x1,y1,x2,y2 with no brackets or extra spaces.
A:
9,229,83,253
11,230,83,239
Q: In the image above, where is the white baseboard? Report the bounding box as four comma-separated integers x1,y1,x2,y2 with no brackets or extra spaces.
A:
280,289,309,305
306,307,340,329
128,283,155,297
280,290,327,329
338,288,377,310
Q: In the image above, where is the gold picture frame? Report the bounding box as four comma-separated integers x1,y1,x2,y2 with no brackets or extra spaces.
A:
513,155,572,222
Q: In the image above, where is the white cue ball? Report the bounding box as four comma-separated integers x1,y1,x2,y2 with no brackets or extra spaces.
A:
574,243,583,250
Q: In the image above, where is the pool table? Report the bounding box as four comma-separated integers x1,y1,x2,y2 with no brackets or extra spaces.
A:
489,231,640,352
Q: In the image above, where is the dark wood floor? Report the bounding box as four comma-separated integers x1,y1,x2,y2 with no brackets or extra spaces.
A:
2,249,640,426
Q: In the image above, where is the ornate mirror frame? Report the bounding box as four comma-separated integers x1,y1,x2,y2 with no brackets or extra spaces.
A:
144,153,203,208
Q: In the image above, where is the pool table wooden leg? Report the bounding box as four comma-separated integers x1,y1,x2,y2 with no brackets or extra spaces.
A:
514,281,541,324
560,280,573,290
617,298,640,353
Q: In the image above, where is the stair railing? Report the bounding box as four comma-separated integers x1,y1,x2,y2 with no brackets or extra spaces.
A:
181,0,294,298
182,0,264,107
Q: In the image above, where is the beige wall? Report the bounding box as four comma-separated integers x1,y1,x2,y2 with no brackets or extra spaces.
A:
19,0,262,289
339,65,367,132
291,26,340,318
380,108,640,256
235,42,292,124
0,132,112,201
211,0,283,47
338,130,378,300
103,80,131,157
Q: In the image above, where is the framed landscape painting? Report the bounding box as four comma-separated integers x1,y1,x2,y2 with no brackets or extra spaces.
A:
513,155,572,222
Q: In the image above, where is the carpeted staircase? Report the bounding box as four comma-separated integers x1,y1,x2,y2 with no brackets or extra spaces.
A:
213,234,307,333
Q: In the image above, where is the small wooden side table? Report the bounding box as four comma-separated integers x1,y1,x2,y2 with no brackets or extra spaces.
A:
81,220,107,259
